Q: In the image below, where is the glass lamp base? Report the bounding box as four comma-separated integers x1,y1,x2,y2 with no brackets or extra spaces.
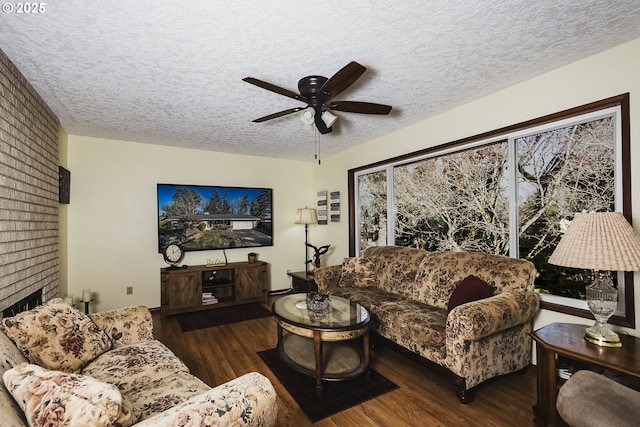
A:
584,272,621,348
584,323,622,347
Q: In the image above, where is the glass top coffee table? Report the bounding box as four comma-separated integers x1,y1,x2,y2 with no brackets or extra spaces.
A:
272,293,371,398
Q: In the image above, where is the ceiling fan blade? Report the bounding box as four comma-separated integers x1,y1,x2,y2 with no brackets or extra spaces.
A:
329,101,392,115
243,77,307,103
252,107,305,123
314,111,332,134
318,61,366,101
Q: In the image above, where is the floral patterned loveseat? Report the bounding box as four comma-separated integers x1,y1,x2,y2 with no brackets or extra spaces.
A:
0,298,278,426
314,246,539,403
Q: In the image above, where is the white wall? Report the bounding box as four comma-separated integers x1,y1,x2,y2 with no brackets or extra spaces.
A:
314,37,640,336
65,135,315,312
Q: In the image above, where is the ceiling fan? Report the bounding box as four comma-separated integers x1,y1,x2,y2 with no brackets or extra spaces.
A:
242,61,392,135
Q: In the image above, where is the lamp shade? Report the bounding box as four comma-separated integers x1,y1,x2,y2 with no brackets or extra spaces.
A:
548,212,640,271
295,207,318,225
321,111,338,128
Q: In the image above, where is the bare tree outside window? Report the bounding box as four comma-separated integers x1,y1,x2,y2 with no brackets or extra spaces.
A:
351,95,631,326
517,117,615,297
358,170,387,251
394,142,509,254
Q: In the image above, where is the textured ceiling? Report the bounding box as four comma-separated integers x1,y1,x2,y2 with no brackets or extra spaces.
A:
1,1,640,161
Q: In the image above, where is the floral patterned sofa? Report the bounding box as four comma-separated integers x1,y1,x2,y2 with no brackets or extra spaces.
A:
0,298,278,426
314,246,539,403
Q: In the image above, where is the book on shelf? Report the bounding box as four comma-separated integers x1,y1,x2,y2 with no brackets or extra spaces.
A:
202,293,218,305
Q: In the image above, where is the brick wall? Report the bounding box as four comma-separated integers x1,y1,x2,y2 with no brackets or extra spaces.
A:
0,48,60,314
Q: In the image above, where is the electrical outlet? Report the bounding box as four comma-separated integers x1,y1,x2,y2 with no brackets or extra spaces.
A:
126,286,133,295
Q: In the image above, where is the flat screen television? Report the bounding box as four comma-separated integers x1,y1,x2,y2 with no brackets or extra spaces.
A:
157,184,273,252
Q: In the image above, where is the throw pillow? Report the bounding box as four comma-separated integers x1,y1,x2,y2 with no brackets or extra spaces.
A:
90,305,154,349
3,363,139,427
447,275,492,313
1,298,112,373
339,257,377,287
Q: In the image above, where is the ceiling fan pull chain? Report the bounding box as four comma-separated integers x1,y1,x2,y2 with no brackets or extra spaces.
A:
315,128,321,165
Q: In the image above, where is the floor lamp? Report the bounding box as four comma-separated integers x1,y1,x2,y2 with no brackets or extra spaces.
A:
295,207,318,275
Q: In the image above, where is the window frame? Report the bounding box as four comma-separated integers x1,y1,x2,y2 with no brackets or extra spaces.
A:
348,93,633,328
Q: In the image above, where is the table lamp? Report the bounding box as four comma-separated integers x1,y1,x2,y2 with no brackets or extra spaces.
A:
548,212,640,347
295,207,318,274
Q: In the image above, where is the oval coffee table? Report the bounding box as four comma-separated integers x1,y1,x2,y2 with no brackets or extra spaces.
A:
272,293,370,398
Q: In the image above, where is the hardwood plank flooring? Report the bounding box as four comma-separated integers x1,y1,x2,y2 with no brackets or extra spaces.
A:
152,298,537,426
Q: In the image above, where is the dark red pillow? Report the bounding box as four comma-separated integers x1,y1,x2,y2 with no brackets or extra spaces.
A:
447,275,491,313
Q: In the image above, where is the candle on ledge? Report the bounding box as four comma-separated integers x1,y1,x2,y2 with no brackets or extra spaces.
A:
64,294,74,306
82,289,92,303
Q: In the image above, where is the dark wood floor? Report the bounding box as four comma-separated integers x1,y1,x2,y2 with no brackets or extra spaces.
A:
152,297,538,426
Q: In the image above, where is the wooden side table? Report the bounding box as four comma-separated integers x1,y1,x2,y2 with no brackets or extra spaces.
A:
532,323,640,426
287,271,318,293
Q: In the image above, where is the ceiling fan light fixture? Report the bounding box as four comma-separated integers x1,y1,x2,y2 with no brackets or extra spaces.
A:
244,61,392,136
300,108,315,124
321,110,338,128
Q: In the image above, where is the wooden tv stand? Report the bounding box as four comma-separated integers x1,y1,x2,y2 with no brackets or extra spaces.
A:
160,261,268,317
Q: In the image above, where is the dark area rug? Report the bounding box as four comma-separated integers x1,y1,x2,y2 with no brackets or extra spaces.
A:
258,348,399,423
177,303,273,332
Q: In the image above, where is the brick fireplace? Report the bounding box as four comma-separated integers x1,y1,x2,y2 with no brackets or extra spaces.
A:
0,48,60,313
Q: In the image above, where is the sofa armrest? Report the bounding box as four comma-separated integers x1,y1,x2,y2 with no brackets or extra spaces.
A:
89,306,154,349
133,372,278,427
446,290,539,342
314,265,343,293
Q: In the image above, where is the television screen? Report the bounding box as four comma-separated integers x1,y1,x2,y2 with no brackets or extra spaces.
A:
157,184,273,252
